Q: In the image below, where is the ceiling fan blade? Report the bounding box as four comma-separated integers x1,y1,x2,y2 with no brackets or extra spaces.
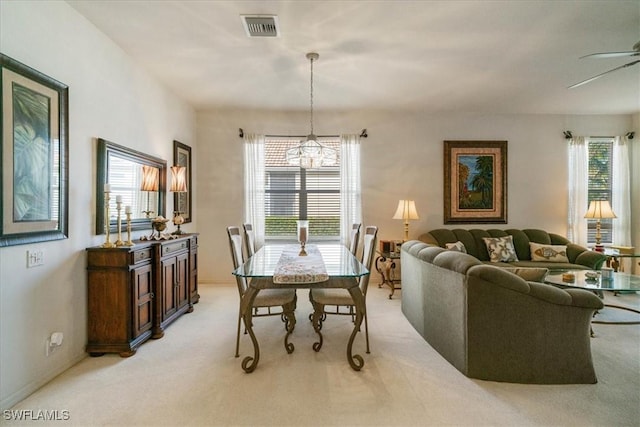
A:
568,59,640,89
580,51,639,59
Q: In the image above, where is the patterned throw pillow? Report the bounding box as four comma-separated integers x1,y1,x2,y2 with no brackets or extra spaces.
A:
445,241,467,253
529,242,569,263
482,236,519,262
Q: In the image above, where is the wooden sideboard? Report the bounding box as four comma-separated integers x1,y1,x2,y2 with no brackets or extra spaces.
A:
86,233,198,357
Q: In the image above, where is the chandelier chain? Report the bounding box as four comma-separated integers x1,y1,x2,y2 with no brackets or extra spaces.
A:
309,55,314,135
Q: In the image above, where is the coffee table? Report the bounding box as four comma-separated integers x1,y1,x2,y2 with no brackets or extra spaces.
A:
545,270,640,325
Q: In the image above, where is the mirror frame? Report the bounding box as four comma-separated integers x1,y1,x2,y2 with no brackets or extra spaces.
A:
96,138,166,234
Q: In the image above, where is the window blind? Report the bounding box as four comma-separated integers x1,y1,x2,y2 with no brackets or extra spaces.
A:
587,139,613,244
264,138,340,240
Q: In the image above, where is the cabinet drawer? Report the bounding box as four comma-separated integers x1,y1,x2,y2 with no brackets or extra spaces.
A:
162,240,188,256
132,248,152,264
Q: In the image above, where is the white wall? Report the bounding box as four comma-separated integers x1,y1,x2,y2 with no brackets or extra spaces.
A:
0,1,196,409
197,109,634,284
632,113,640,273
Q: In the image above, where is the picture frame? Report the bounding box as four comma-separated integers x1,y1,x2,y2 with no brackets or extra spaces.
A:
443,140,507,224
1,54,69,247
173,140,192,223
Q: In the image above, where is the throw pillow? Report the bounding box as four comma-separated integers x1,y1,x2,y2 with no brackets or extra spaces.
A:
482,235,519,263
445,241,467,253
530,242,569,263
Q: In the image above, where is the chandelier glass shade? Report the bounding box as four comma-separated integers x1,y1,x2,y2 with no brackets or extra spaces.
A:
285,52,337,169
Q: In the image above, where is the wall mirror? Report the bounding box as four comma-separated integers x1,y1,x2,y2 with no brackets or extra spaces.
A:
96,138,166,234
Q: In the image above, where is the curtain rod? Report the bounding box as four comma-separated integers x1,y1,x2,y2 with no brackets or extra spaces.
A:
563,130,635,140
238,128,368,139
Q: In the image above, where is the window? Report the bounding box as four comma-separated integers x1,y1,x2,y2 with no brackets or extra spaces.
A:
587,138,613,244
264,138,340,241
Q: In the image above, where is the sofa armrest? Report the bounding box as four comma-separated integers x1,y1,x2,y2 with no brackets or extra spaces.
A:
469,265,603,309
573,249,608,270
527,282,603,309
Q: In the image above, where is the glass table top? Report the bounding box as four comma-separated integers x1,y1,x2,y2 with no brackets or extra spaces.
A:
233,243,369,278
545,270,640,292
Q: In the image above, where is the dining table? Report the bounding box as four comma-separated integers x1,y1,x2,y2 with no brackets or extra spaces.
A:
233,243,370,373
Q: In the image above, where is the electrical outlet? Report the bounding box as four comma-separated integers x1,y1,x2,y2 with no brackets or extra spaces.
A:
26,249,44,268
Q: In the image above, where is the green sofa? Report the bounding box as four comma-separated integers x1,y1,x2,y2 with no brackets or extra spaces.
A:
401,240,604,384
419,228,607,271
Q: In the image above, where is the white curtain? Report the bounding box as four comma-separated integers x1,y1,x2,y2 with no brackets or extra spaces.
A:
567,136,589,245
243,133,266,249
612,135,631,246
340,134,362,247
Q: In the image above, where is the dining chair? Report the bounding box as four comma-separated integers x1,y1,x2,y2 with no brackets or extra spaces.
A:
309,225,378,353
227,226,297,357
243,223,256,258
349,223,361,256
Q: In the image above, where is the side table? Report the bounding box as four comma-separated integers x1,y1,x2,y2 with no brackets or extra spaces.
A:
376,250,401,299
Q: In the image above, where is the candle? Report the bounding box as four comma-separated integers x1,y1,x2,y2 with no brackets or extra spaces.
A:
116,195,122,203
125,205,132,214
104,184,111,193
298,227,307,243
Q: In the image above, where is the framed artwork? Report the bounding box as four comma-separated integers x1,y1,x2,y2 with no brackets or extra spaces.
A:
173,140,192,223
1,54,69,247
443,140,507,224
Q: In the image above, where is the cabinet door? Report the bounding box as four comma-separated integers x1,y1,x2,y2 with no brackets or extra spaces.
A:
176,252,189,310
189,247,199,303
161,257,178,320
132,263,153,338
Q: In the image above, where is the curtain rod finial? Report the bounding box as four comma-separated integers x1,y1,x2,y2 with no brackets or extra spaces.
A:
239,128,244,138
627,131,635,140
563,130,572,139
360,129,368,138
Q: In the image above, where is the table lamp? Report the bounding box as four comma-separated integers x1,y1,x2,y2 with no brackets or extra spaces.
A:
140,165,159,218
393,200,419,242
170,166,187,234
584,200,616,251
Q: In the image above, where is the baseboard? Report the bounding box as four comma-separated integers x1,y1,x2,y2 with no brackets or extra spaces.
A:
0,352,87,411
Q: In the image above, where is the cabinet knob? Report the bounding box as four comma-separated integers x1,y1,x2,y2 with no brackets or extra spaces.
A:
150,292,155,299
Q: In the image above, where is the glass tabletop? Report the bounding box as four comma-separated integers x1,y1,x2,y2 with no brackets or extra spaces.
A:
603,247,640,258
545,270,640,292
233,243,369,278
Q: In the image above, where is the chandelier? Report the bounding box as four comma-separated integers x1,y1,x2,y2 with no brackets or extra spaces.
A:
285,52,337,169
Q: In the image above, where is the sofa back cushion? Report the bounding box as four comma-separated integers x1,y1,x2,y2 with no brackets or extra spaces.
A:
422,228,574,263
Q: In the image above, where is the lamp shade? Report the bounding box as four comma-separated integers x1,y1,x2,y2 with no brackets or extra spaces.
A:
393,200,419,220
140,165,159,191
170,166,187,192
584,200,617,219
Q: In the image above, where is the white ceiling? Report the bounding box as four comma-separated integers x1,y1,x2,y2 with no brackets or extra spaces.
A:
67,0,640,115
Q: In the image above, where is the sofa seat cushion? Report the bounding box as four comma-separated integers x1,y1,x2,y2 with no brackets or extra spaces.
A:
502,267,549,282
507,260,590,270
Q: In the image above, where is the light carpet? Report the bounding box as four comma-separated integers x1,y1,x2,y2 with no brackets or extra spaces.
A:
4,283,639,427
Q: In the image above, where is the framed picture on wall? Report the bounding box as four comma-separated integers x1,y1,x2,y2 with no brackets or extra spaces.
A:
173,140,192,223
443,140,507,224
0,54,69,247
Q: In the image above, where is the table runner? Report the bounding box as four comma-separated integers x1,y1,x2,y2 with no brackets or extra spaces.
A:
273,244,329,284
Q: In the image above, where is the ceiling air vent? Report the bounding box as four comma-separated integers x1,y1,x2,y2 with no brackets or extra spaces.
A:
241,15,280,38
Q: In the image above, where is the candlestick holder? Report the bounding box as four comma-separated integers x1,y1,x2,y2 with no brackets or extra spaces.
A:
115,201,124,246
297,220,308,256
101,192,116,248
124,211,134,246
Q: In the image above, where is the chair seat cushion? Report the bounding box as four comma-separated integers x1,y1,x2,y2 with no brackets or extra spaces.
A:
310,288,354,306
254,288,296,307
